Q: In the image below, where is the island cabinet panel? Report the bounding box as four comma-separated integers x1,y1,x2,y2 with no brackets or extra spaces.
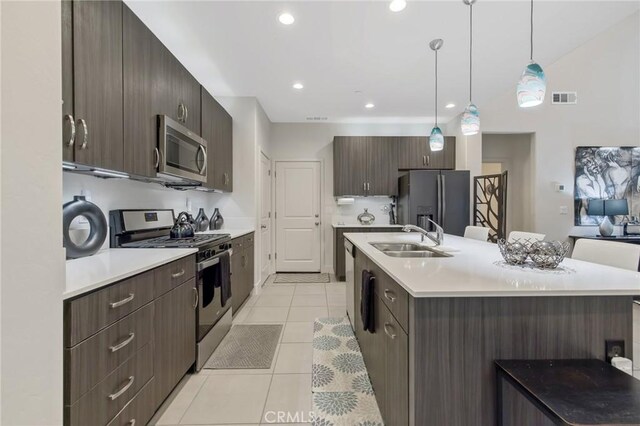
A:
410,296,633,426
201,88,233,191
369,259,408,333
67,0,124,170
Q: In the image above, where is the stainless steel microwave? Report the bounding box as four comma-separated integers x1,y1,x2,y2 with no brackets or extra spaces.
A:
158,115,207,183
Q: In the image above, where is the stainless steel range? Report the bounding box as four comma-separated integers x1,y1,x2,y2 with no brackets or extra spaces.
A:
110,209,233,371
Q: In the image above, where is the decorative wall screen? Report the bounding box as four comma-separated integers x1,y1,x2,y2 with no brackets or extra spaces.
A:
474,171,508,242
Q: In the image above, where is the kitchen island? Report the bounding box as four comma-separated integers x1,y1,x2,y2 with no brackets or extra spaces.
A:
345,232,640,426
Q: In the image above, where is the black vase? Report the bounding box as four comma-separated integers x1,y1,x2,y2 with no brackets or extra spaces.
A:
194,208,209,232
209,208,224,230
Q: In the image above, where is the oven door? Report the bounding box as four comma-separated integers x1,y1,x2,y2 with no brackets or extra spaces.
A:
196,252,231,342
158,115,207,183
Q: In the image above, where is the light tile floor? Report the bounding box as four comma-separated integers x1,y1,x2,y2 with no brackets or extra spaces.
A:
150,274,347,425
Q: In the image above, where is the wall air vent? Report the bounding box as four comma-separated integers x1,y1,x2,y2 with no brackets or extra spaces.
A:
306,116,328,121
551,91,578,105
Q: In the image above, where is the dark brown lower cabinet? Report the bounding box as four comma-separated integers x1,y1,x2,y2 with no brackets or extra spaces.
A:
153,278,197,405
64,255,197,426
231,233,255,315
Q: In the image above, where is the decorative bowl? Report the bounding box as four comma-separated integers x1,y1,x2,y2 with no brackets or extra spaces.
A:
497,239,530,265
528,241,570,269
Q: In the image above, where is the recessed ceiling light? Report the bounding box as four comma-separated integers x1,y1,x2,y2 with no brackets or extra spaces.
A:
389,0,407,12
278,12,295,25
292,82,304,90
365,103,375,109
445,103,456,109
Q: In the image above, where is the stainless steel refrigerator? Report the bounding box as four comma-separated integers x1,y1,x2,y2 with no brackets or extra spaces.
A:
397,170,470,236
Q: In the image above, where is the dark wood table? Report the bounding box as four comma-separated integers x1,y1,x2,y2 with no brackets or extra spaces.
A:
495,359,640,425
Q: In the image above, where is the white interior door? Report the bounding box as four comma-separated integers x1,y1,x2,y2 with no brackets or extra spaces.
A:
275,161,321,272
260,152,272,284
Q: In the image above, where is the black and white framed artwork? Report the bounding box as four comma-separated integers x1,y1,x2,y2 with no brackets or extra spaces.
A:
574,146,640,226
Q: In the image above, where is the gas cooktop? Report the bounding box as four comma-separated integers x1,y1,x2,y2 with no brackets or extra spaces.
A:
121,233,229,249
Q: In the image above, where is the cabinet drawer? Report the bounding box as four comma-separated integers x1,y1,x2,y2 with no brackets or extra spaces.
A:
66,302,154,404
231,237,244,253
67,342,154,426
154,255,195,297
243,233,254,247
372,264,409,333
107,377,155,426
65,270,155,347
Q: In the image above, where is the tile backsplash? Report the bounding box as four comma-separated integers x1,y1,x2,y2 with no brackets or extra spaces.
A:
331,197,396,226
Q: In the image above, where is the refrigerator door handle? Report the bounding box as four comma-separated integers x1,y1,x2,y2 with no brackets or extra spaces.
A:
441,174,446,228
437,174,442,226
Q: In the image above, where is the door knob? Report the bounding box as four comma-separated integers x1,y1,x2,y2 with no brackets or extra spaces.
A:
315,222,320,226
261,225,267,229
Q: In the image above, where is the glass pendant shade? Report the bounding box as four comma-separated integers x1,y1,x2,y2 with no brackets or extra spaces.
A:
461,103,480,136
517,61,546,108
429,127,444,151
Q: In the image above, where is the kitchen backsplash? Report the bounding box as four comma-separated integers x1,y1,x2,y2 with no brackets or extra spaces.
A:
331,197,395,225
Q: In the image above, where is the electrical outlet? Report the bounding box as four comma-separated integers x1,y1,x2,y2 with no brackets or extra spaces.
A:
606,339,625,363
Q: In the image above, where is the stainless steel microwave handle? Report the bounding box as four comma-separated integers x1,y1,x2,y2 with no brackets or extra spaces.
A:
196,249,232,272
153,147,160,169
197,145,207,174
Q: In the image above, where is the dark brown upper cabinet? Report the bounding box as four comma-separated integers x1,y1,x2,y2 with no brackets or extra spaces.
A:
62,0,124,170
201,88,233,191
397,136,456,170
122,4,156,178
333,136,398,197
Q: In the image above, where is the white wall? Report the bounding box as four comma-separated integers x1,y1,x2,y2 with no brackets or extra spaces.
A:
1,1,64,424
470,11,640,241
482,133,534,235
270,122,439,273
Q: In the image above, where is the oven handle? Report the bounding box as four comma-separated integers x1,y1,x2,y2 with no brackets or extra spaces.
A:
197,249,233,272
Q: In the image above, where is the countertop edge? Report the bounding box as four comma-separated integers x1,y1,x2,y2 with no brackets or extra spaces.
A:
64,249,197,300
332,224,403,228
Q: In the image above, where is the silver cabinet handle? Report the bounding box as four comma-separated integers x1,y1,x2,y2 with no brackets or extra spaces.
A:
109,333,135,353
108,376,134,401
427,155,430,166
128,420,136,426
78,119,88,150
423,155,426,166
383,322,396,339
171,269,185,279
184,104,189,123
177,103,186,122
367,182,370,191
110,293,134,309
192,287,199,309
153,147,160,169
383,289,397,303
64,114,76,147
363,182,366,192
196,145,206,174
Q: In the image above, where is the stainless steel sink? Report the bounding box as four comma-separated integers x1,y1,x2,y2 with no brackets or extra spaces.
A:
369,242,425,252
369,242,451,258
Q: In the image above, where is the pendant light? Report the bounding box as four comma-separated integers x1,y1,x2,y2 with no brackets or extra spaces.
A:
461,0,480,136
517,0,546,108
429,39,444,152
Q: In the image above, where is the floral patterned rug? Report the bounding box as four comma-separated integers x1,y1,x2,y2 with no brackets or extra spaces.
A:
311,317,384,426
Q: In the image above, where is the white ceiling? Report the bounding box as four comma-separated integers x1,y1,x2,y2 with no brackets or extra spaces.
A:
126,0,639,123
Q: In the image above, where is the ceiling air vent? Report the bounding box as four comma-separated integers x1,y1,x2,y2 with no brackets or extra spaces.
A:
306,116,328,121
551,92,577,105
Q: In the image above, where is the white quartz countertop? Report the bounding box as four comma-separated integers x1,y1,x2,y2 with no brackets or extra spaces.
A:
65,248,197,300
197,229,254,239
332,223,403,228
345,232,640,298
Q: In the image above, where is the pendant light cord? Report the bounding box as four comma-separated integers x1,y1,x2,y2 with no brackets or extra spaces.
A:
469,3,473,103
434,49,438,126
530,0,534,61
